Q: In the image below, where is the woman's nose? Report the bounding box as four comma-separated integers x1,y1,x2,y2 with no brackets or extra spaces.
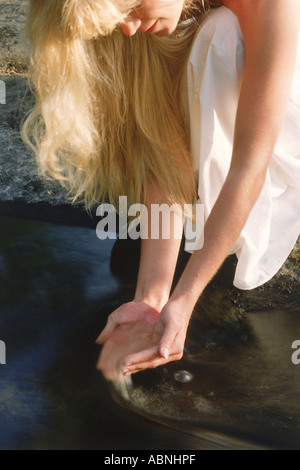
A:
121,18,142,36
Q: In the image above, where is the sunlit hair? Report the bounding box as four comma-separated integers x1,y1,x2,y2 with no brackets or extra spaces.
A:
22,0,214,212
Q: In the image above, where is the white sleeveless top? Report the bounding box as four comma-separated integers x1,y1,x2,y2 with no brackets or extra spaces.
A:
183,6,300,290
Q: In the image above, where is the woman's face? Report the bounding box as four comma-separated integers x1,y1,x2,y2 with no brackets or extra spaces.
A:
121,0,186,37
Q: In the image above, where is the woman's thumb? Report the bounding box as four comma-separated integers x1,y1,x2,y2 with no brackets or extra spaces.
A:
159,324,177,359
95,315,116,344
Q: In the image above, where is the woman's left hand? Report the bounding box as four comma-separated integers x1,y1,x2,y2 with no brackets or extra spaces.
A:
122,299,191,376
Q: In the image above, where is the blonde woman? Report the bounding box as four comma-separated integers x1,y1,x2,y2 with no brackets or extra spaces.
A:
23,0,300,379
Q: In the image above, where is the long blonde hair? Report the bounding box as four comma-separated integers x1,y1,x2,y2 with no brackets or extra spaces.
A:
22,0,213,211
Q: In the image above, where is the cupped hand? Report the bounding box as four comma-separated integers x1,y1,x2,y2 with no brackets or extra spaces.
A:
96,299,191,380
122,300,190,376
96,300,161,380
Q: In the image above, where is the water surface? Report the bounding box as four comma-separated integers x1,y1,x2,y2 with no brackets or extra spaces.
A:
0,215,299,450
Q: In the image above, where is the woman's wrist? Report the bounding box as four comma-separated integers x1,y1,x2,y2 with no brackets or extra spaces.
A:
133,292,169,311
169,273,205,318
167,294,197,321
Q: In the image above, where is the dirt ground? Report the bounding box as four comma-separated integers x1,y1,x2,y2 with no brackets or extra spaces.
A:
0,0,28,74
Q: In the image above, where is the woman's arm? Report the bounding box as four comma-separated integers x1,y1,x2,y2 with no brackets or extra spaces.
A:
122,0,300,373
134,181,184,310
172,0,300,308
96,181,183,350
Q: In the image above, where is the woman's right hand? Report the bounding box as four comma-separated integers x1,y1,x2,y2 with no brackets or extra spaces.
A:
95,300,162,380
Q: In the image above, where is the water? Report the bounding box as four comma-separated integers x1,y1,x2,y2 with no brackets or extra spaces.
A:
0,214,299,450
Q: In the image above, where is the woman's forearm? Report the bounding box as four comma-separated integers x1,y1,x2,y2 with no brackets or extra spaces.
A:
170,166,267,311
134,182,184,309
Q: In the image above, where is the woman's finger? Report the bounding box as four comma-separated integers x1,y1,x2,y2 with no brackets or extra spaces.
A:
123,349,183,375
124,357,166,375
123,346,159,369
123,347,183,375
